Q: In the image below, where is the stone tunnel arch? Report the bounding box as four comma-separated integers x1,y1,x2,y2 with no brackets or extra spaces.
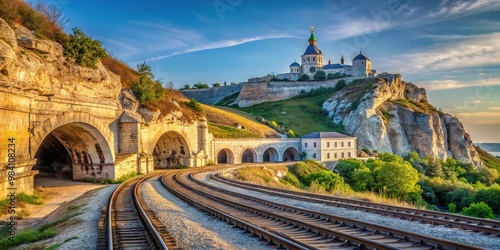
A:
216,148,234,164
33,114,115,180
263,147,279,162
241,148,257,163
152,131,190,168
283,147,300,161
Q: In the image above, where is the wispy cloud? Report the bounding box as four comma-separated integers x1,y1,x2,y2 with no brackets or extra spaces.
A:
428,0,500,18
142,34,296,62
419,77,500,91
386,32,500,73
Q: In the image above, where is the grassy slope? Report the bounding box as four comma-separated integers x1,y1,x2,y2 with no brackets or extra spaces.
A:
235,87,343,137
202,104,281,138
476,146,500,171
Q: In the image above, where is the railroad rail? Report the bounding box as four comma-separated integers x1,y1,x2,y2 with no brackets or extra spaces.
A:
99,175,180,250
211,169,500,237
161,168,482,250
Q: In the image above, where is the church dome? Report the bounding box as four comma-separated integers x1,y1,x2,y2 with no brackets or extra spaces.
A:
290,62,300,67
303,45,322,55
353,52,370,61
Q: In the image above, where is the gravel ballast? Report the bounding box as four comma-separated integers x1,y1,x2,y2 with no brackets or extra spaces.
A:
190,172,500,249
140,178,270,249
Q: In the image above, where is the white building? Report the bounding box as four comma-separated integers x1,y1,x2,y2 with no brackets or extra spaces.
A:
301,132,357,161
274,27,376,81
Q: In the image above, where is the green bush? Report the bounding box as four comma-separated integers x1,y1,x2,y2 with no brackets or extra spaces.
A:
448,203,457,213
64,28,107,68
313,70,326,81
289,162,312,181
461,202,494,219
183,98,204,113
333,79,346,91
299,74,310,81
130,62,166,105
303,170,348,192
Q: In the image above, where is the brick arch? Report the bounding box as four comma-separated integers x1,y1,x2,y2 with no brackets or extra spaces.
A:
216,148,234,164
32,111,114,163
149,130,191,168
148,128,191,156
241,148,258,163
263,147,279,162
283,146,300,161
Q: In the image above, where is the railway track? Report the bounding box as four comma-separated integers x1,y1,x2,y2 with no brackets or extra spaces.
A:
211,169,500,237
98,175,180,249
161,169,482,250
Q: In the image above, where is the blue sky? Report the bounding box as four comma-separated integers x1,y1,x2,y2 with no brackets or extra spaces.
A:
36,0,500,143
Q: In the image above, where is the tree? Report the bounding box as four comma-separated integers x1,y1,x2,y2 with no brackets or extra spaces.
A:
287,129,296,138
64,28,107,68
313,70,326,81
471,184,500,214
180,84,191,90
351,165,374,191
192,83,209,89
213,83,221,87
335,159,365,185
374,160,422,201
33,0,69,28
130,62,165,104
299,74,310,81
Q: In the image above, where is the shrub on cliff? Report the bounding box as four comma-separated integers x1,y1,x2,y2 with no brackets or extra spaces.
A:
130,62,165,105
64,27,107,68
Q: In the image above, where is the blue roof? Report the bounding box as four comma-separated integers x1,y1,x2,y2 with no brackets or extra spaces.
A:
290,62,300,67
353,53,370,61
303,44,322,55
323,63,344,69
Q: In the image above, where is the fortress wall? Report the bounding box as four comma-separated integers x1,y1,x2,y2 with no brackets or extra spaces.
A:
181,84,242,105
236,76,365,107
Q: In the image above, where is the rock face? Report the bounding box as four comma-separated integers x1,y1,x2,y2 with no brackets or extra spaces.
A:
0,18,120,101
323,74,483,167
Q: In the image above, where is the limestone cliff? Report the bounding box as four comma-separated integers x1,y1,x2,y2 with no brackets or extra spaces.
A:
0,18,121,102
323,74,483,167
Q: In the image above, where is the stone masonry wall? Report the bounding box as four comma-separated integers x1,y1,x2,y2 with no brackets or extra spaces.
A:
181,84,242,105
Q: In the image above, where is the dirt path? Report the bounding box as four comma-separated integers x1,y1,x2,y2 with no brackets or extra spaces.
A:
1,176,106,230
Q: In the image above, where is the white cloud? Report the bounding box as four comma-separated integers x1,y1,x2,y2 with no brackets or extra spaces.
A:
325,18,392,40
419,77,500,90
387,33,500,73
142,34,296,62
428,0,500,18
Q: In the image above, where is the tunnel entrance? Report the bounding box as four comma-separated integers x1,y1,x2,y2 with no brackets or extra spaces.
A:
153,131,190,169
283,147,300,161
216,149,234,164
263,148,279,162
33,122,114,181
34,134,72,179
241,149,256,163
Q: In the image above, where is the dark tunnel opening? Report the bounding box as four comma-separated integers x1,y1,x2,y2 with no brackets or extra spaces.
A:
34,133,73,179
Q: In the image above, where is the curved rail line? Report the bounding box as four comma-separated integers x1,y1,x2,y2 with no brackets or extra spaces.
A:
161,168,482,250
101,175,179,250
212,169,500,237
